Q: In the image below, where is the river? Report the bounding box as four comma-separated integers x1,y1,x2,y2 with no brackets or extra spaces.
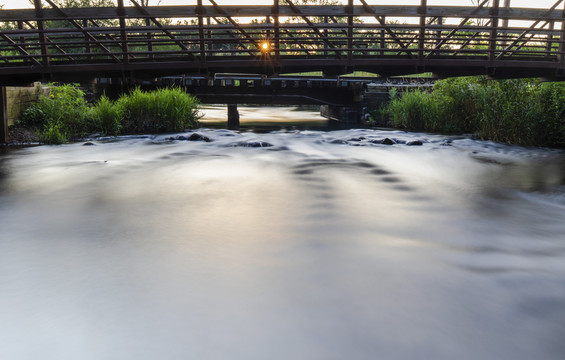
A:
1,106,565,360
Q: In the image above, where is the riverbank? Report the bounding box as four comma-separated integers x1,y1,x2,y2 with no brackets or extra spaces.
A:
376,76,565,148
13,84,200,145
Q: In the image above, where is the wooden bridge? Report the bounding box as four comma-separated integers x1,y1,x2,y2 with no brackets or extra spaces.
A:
2,0,565,141
1,0,565,83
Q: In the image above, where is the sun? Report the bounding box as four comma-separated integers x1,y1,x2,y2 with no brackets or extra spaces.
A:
260,41,271,53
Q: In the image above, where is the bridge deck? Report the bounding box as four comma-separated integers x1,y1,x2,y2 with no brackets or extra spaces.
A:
1,1,565,84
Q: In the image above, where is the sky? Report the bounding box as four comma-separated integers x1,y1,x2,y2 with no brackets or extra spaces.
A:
0,0,562,9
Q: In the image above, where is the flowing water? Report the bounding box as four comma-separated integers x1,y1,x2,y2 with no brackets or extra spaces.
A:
1,106,565,360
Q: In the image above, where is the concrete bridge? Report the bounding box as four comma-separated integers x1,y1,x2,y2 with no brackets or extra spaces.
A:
2,0,565,140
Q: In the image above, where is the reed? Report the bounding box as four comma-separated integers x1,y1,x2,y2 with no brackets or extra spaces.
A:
381,76,565,147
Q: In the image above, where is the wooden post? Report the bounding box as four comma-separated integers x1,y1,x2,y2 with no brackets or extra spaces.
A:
117,0,129,65
380,17,386,56
324,15,329,56
83,19,92,60
547,20,555,58
0,87,7,144
146,18,153,59
273,0,280,61
347,0,354,62
33,0,49,68
17,21,27,64
489,0,500,62
197,0,206,63
418,0,427,61
436,16,443,48
501,0,511,48
559,2,565,65
227,104,239,130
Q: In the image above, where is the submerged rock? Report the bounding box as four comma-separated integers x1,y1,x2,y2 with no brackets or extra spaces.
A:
228,141,273,148
83,142,96,146
188,133,212,142
406,140,423,146
330,139,348,145
381,138,396,145
170,133,212,142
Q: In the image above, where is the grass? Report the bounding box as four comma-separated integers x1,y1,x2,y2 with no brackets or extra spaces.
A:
20,84,200,144
379,76,565,148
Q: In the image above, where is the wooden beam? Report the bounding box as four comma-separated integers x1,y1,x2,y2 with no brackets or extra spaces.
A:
33,0,49,68
117,0,128,65
130,0,196,59
558,2,565,65
211,17,256,56
44,0,121,62
197,0,206,63
426,0,490,58
273,0,280,61
0,86,6,144
497,0,564,59
347,0,353,62
418,0,427,60
207,0,262,52
489,0,500,62
2,6,565,23
358,0,413,57
283,0,342,58
22,20,77,62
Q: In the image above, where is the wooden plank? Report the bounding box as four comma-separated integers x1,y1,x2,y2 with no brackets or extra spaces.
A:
1,6,564,22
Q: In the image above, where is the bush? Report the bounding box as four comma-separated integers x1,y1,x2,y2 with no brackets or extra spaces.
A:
20,83,91,144
116,87,200,134
381,76,565,148
19,84,200,144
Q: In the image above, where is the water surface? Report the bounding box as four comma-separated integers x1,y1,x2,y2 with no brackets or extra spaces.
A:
1,107,565,360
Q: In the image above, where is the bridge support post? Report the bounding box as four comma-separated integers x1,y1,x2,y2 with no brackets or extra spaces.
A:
227,104,240,130
0,86,7,144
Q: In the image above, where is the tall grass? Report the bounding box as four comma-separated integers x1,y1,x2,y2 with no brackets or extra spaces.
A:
381,76,565,148
116,87,199,134
21,84,200,144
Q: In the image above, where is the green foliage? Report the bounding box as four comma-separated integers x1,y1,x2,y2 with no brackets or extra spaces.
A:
116,87,200,134
20,84,200,144
21,83,90,144
381,76,565,148
90,94,121,136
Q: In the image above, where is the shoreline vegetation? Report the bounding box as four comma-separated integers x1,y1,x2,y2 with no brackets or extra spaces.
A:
14,84,200,145
377,76,565,148
6,76,565,149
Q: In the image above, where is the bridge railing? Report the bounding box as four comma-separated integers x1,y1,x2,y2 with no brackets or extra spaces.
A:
1,0,565,78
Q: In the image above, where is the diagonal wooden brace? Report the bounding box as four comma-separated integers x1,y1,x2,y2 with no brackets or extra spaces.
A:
130,0,195,59
43,0,121,62
284,0,342,58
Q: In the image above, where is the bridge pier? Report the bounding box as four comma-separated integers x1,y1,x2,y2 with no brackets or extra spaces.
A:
1,87,7,144
227,104,240,130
